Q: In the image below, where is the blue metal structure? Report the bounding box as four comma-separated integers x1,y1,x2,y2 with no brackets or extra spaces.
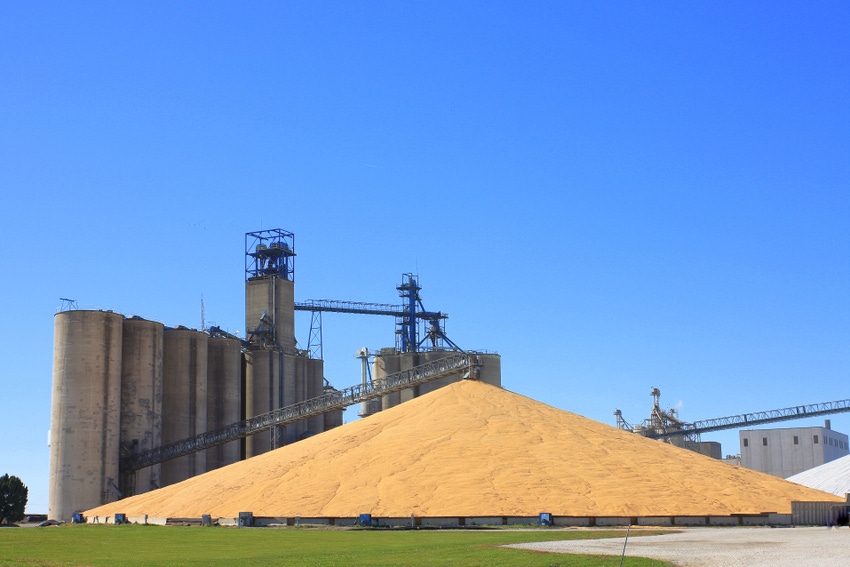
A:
397,274,419,352
307,310,323,359
245,229,296,281
293,274,459,357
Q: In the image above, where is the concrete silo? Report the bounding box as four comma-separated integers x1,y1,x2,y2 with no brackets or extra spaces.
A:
292,356,324,440
244,347,282,457
49,310,124,521
243,229,305,453
417,352,501,395
161,327,208,486
373,350,502,414
119,316,164,497
474,353,501,387
324,390,344,430
206,335,243,470
244,230,296,354
375,349,402,411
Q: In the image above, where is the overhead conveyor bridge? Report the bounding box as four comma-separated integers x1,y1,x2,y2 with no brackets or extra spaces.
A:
121,352,479,472
294,300,404,317
649,398,850,439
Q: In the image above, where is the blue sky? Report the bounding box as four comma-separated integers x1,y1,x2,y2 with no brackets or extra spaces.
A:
1,2,848,513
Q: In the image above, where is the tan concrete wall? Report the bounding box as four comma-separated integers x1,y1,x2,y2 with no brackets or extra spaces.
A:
49,310,124,521
244,347,280,457
245,277,295,353
300,356,325,438
374,353,401,410
161,328,208,486
206,337,242,470
280,352,300,444
119,317,164,497
245,350,325,452
476,353,501,387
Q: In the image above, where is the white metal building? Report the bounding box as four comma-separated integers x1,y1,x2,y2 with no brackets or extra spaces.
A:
740,420,849,478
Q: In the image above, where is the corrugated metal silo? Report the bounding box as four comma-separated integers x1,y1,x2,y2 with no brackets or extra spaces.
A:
119,316,164,497
49,310,124,521
161,327,208,486
206,336,242,470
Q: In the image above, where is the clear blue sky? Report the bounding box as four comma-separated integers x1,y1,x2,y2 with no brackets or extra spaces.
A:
1,2,847,513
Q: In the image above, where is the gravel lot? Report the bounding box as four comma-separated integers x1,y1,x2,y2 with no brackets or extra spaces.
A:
508,526,850,566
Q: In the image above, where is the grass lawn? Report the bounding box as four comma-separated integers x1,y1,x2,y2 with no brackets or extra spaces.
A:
0,525,673,567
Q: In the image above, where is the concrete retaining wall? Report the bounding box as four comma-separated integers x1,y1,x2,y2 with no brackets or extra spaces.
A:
637,517,673,526
552,516,592,527
79,508,821,527
595,517,633,526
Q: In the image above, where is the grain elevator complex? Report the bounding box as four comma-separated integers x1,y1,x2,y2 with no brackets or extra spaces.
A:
49,227,850,527
49,229,500,522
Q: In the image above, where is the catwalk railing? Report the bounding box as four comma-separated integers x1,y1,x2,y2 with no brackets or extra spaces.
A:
294,300,403,317
121,352,477,472
649,398,850,439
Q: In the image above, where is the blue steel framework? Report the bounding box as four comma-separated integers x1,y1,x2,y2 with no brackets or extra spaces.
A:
294,274,459,357
245,229,295,282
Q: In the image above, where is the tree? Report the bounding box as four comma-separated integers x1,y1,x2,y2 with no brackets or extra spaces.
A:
0,474,28,524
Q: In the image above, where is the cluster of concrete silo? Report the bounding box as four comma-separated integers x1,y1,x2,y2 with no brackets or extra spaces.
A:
49,311,244,521
49,229,339,521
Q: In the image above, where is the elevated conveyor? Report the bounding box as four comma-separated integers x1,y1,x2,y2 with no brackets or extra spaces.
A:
121,352,479,472
649,398,850,439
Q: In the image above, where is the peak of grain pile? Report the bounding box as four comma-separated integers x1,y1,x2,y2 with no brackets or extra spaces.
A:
86,381,841,518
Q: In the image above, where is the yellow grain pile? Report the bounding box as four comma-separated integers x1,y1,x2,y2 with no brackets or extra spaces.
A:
86,380,841,518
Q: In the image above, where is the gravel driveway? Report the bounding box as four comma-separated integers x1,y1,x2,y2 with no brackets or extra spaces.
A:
508,526,850,566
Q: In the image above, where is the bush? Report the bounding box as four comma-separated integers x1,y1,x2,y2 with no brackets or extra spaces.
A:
0,474,28,524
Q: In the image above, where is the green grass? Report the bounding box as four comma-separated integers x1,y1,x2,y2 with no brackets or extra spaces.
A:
0,525,673,567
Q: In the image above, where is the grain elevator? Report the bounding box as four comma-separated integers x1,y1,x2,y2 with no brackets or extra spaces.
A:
48,228,499,521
